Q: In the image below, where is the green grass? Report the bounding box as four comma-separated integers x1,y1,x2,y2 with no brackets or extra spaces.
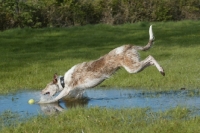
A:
1,20,200,133
0,20,200,93
1,107,200,133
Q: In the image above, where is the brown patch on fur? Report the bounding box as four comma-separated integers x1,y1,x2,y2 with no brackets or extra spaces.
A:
122,48,141,71
123,45,133,51
87,56,106,72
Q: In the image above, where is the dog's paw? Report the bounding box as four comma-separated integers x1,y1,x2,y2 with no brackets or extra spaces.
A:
160,71,165,76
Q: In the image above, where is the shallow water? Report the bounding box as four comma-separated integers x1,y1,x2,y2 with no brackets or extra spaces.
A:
1,88,200,119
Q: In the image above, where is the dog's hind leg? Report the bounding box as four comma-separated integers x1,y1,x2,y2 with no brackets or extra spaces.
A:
140,55,165,76
122,55,165,76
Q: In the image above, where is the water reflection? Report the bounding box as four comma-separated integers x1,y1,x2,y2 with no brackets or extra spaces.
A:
63,98,89,108
39,98,89,115
39,103,63,115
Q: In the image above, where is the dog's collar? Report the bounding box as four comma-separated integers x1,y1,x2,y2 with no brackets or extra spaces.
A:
60,76,65,88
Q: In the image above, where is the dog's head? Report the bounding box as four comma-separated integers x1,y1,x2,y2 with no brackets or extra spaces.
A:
41,73,62,96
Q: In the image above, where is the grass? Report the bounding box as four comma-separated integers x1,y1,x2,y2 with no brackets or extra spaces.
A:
0,20,200,132
1,107,200,133
0,20,200,93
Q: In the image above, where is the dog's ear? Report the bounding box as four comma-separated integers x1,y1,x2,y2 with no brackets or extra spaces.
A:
53,73,58,84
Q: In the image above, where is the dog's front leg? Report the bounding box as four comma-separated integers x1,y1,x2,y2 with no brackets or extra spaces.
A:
52,87,71,102
39,87,71,104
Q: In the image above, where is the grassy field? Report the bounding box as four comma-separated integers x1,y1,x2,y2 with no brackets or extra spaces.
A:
0,20,200,93
1,107,200,133
0,20,200,132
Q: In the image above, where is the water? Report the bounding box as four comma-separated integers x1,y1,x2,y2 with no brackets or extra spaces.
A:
1,89,200,119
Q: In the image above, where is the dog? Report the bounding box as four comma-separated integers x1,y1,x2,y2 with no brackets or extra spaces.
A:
39,25,165,104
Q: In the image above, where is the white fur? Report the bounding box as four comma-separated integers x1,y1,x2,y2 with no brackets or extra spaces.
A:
115,46,124,54
76,77,105,89
64,65,76,84
149,25,154,40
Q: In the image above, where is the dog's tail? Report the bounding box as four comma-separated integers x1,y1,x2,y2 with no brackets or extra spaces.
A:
136,25,154,51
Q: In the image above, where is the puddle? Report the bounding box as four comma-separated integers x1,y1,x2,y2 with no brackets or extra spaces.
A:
1,89,200,120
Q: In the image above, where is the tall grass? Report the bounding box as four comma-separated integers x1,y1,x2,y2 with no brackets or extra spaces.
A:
0,20,200,94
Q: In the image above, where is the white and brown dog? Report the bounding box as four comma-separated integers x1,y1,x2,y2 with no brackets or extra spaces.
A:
39,25,165,104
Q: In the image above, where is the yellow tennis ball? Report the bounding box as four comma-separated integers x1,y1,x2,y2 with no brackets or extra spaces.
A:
28,99,35,104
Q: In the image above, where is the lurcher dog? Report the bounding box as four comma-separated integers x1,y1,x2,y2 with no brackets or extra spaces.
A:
39,25,165,104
